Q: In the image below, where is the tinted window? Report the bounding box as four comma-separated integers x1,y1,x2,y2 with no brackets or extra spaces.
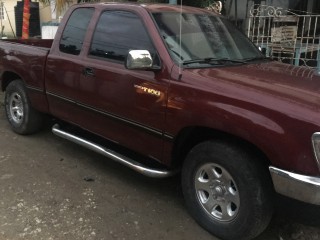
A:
59,8,94,55
90,11,156,63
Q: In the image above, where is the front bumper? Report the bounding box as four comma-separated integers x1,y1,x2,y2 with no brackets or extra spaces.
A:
269,166,320,205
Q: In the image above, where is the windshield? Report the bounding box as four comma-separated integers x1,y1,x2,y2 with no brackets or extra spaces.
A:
152,12,264,67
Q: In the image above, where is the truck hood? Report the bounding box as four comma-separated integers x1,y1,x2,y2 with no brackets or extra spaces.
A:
183,61,320,114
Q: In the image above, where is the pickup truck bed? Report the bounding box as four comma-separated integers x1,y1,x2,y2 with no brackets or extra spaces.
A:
0,39,52,113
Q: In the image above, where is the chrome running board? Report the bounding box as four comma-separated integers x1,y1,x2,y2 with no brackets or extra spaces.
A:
52,124,177,178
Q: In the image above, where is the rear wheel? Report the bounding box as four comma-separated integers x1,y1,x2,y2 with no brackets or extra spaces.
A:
5,80,44,135
182,140,273,240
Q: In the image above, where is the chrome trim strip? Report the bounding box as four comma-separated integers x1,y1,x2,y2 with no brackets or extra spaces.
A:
52,124,177,178
46,91,174,141
164,133,174,140
26,85,44,93
76,102,163,137
269,166,320,205
47,91,76,104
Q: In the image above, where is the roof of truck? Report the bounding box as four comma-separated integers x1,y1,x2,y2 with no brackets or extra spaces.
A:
76,2,219,15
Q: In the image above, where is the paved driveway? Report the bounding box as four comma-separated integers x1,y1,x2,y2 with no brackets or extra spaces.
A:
0,91,320,240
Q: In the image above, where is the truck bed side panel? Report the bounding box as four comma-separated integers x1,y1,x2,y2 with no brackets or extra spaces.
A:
1,39,53,48
0,41,50,113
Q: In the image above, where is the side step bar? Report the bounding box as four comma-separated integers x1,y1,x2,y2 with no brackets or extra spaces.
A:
52,124,177,178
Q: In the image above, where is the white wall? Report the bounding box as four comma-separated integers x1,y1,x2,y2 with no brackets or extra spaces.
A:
0,0,17,38
0,0,77,38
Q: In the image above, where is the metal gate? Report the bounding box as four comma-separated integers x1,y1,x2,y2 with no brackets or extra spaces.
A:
247,5,320,70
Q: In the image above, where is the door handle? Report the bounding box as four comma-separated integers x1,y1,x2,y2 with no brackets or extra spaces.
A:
83,67,95,77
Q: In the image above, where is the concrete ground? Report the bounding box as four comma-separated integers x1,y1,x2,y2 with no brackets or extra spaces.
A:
0,91,320,240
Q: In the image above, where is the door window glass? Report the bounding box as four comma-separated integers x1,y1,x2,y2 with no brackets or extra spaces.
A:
59,8,94,55
90,11,157,63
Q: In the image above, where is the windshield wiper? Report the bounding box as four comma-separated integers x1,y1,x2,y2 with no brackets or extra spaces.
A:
242,56,269,62
183,58,246,65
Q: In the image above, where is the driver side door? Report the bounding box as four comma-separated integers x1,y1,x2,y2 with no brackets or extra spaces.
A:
75,10,169,161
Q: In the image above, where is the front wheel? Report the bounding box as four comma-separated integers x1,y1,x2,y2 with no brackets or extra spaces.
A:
182,141,273,240
5,80,44,135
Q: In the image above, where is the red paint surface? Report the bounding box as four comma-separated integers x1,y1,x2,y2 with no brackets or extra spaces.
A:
0,3,320,176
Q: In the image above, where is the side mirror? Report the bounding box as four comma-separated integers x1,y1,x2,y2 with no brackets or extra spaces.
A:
125,50,160,70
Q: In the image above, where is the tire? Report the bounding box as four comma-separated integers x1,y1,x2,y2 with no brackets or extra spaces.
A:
181,140,274,240
5,80,44,135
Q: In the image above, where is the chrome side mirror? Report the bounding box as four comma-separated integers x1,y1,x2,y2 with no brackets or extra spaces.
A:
125,50,155,70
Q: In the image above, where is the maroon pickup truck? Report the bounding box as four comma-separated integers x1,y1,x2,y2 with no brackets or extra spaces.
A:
1,3,320,240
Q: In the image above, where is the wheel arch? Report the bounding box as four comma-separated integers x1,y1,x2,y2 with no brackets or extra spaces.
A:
1,71,23,91
171,126,271,169
180,131,275,240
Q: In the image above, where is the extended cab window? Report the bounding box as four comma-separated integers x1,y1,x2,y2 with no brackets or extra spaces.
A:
89,11,157,63
59,8,94,55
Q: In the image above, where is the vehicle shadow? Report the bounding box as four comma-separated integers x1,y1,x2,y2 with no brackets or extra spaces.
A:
275,195,320,226
256,195,320,240
38,121,320,240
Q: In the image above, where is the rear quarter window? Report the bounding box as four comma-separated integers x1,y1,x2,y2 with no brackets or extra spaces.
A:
59,8,94,55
